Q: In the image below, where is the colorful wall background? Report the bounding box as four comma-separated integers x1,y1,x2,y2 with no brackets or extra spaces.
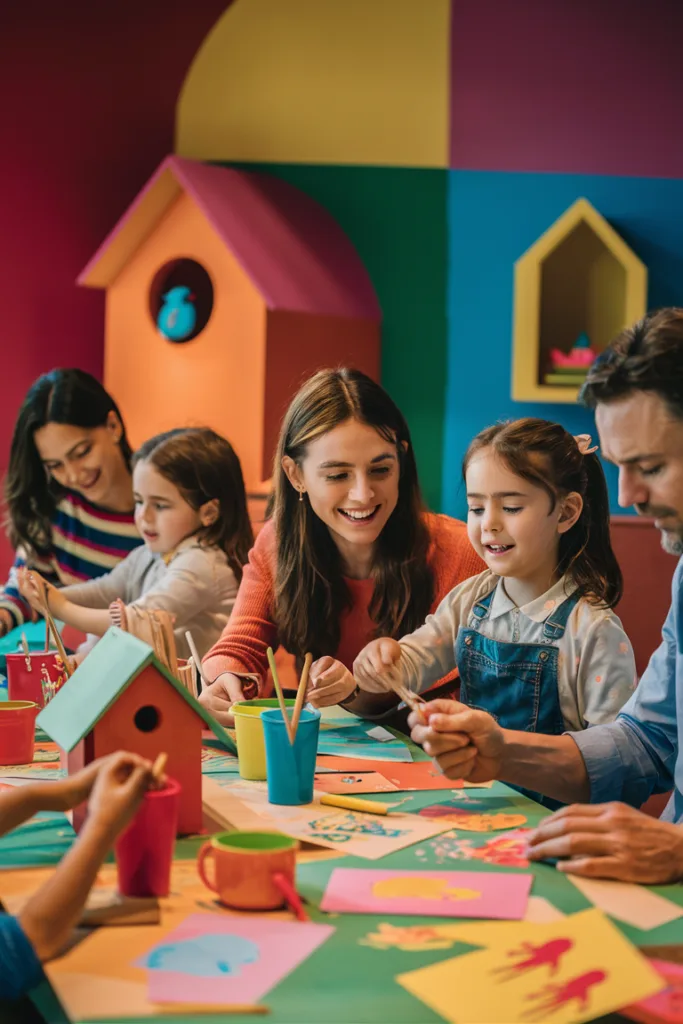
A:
3,0,683,533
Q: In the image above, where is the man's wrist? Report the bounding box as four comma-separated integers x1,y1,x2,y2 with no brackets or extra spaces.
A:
339,684,361,706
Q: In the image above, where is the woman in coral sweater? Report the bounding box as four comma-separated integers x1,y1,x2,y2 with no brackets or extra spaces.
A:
200,368,484,725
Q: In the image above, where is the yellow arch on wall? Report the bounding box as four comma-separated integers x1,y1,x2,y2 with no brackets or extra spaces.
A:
175,0,450,168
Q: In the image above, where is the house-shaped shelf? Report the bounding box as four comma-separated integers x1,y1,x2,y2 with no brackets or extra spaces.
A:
511,198,647,403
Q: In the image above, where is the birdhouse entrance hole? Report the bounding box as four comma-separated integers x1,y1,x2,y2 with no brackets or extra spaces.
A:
149,258,214,343
134,704,161,733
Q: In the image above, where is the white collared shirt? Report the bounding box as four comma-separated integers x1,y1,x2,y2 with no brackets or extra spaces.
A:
397,570,637,732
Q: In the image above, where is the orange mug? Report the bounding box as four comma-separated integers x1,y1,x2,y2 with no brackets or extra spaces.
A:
197,831,298,911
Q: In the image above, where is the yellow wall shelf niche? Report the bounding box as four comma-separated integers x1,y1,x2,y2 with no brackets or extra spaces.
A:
511,197,647,403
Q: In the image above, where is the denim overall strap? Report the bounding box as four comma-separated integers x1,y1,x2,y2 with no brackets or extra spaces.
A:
456,590,582,808
542,590,581,641
470,587,496,623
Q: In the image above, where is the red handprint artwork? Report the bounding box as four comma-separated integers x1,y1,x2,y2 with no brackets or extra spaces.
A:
522,969,607,1019
492,938,574,980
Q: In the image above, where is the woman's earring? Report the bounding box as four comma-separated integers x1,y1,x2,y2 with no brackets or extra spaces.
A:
299,488,304,503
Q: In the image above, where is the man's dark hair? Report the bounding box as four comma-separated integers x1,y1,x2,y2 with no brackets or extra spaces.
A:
581,308,683,418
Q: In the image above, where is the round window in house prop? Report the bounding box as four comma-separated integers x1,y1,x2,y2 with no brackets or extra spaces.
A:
149,259,214,343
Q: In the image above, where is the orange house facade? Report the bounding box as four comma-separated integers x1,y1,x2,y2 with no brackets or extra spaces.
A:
78,156,382,494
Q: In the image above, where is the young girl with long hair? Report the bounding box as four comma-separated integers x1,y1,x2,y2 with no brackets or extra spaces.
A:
354,418,636,744
199,368,485,722
20,428,253,660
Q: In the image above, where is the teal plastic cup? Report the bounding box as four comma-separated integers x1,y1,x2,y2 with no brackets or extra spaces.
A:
261,707,321,805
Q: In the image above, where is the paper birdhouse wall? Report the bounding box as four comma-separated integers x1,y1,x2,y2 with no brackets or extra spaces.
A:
37,628,234,835
78,156,382,492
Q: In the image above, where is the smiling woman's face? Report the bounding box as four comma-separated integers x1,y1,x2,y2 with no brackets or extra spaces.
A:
285,418,401,563
34,413,126,506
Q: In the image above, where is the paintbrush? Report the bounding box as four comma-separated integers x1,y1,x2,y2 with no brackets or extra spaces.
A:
151,752,167,784
185,630,210,689
266,646,294,743
291,652,313,740
29,574,72,677
385,665,427,722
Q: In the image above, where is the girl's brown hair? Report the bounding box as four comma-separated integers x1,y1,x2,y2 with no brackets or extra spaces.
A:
270,368,433,659
133,428,253,582
463,417,623,608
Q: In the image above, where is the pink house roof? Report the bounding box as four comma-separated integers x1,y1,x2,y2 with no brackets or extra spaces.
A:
78,156,381,321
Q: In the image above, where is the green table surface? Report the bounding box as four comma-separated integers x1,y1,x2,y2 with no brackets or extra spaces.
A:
2,724,682,1022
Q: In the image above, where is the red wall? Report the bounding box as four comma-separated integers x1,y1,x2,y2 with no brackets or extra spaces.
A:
0,2,229,567
611,517,676,678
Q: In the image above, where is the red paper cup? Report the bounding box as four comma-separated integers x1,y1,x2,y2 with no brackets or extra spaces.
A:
0,701,38,765
114,777,180,897
6,652,63,707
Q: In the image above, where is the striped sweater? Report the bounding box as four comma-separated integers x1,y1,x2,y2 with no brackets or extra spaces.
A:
0,491,142,628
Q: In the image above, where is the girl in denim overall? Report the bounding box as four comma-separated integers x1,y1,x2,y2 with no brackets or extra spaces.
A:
354,418,637,805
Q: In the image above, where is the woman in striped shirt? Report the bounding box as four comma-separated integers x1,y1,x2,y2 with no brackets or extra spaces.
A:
0,369,142,634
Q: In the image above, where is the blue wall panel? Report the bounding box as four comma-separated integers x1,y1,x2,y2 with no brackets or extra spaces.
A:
444,171,683,518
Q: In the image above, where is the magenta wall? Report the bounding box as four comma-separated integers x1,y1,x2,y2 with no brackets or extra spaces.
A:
0,3,228,568
450,0,683,176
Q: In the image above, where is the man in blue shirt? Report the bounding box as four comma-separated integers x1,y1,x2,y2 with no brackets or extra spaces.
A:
410,307,683,884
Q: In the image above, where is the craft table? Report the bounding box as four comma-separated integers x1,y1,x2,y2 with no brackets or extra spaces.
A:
0,622,681,1022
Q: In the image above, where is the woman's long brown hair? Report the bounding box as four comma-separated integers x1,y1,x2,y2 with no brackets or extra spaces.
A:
271,368,434,660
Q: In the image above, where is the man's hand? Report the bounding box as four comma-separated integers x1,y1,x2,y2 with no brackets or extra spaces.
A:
409,699,504,782
198,672,245,726
307,657,357,707
527,802,683,883
353,638,401,692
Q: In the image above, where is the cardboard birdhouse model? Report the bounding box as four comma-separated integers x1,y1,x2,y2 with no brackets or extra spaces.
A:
77,155,381,495
37,627,235,834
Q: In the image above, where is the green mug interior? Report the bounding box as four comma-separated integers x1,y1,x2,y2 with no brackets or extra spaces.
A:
213,830,296,853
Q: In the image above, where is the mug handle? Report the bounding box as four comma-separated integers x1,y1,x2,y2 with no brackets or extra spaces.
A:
197,842,218,893
273,872,308,922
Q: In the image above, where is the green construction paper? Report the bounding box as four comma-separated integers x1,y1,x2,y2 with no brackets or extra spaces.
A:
37,627,236,755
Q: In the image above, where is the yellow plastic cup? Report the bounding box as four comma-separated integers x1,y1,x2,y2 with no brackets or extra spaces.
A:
232,699,294,781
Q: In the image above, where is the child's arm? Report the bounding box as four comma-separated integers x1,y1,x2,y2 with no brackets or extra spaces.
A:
17,752,153,962
0,761,105,836
575,611,639,725
18,565,128,637
354,586,464,695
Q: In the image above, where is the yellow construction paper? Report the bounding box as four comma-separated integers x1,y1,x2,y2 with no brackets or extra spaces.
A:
396,909,664,1023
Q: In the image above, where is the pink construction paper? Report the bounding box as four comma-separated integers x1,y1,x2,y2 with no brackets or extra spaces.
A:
623,959,683,1024
319,867,532,920
136,913,333,1005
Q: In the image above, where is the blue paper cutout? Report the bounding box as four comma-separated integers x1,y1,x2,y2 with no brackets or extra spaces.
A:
146,934,260,978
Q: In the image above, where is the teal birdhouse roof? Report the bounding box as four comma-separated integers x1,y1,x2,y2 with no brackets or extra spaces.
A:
37,627,235,754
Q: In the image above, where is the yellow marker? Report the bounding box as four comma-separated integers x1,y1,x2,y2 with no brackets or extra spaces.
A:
320,793,391,816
